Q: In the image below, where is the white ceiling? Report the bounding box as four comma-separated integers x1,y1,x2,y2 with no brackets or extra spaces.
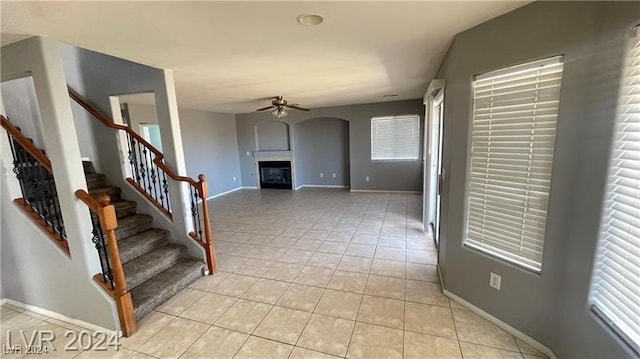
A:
1,1,528,114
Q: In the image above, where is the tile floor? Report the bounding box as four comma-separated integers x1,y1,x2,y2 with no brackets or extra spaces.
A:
0,189,548,359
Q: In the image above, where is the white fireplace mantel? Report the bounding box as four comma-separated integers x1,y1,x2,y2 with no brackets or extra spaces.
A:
253,151,297,189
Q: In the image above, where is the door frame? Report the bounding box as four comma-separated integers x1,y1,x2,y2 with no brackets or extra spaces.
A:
423,79,446,240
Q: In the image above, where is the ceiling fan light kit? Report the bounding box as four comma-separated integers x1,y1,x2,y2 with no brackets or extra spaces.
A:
256,96,310,119
272,107,288,119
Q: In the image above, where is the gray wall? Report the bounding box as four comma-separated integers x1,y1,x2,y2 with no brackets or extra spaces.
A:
127,103,159,134
436,2,640,358
1,77,46,149
256,121,290,151
293,117,349,187
178,109,242,196
236,99,424,191
121,103,242,197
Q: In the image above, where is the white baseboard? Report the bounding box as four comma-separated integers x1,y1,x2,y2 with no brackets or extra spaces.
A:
442,289,557,359
350,189,422,194
1,298,117,335
294,185,350,190
240,186,258,189
202,186,243,201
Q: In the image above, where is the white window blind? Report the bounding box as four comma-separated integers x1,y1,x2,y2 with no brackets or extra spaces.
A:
371,115,420,160
590,27,640,353
465,56,564,272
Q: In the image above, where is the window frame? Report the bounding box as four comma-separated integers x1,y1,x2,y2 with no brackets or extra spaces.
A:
588,24,640,355
370,114,421,162
461,56,565,273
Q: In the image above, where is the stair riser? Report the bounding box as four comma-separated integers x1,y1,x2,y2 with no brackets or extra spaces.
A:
120,234,170,264
125,246,185,289
116,206,137,219
113,222,152,239
132,260,204,321
87,177,107,190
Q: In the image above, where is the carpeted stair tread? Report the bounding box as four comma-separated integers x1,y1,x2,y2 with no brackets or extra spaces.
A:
124,244,185,290
114,214,153,239
119,229,170,264
112,200,137,219
131,258,205,320
89,186,122,202
85,173,107,190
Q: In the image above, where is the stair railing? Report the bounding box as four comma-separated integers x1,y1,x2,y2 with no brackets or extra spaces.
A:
1,115,69,254
68,88,217,274
75,190,136,337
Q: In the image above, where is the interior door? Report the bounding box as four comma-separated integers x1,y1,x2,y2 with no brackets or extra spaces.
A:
423,80,446,247
431,95,444,245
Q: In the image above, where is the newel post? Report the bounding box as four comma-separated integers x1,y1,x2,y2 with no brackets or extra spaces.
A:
198,174,217,274
97,195,137,337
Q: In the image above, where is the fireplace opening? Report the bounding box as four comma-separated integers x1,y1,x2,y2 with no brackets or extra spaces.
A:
259,161,292,189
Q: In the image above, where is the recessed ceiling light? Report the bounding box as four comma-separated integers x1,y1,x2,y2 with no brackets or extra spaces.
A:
383,94,399,98
297,13,323,26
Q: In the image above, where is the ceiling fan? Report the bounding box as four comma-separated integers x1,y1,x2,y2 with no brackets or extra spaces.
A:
256,96,309,119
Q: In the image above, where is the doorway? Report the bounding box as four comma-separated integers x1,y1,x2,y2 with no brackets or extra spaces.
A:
423,80,445,248
430,91,444,246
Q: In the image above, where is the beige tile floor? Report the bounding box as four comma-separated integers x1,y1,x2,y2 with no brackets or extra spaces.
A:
1,189,549,359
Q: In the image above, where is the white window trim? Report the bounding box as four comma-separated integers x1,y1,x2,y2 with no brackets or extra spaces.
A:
370,114,421,161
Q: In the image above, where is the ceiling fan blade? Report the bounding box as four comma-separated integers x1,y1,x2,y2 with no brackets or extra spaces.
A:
286,104,310,111
256,105,276,112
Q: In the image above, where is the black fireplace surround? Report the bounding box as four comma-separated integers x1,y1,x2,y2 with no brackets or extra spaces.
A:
259,161,292,189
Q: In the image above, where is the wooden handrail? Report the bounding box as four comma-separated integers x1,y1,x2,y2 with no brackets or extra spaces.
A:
68,88,217,275
75,189,136,337
68,88,198,187
1,115,52,173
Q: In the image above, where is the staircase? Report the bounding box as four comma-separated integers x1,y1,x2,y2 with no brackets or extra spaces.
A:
84,161,205,320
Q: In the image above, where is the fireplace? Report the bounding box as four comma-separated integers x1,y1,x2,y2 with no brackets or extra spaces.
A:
259,161,292,189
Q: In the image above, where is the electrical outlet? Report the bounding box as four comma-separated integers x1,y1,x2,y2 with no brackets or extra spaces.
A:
332,173,336,178
365,176,370,182
232,176,236,181
246,151,251,156
489,272,501,291
320,173,324,178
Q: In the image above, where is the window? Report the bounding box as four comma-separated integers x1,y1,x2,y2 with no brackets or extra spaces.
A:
140,123,163,152
371,115,420,160
464,56,564,272
590,26,640,353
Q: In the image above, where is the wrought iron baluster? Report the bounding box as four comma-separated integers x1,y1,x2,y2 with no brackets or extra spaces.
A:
6,132,68,242
37,164,54,232
189,185,201,240
89,211,114,289
46,172,65,240
194,185,203,238
162,171,171,212
16,142,42,215
144,148,152,194
8,135,27,199
127,133,141,183
150,159,159,202
138,142,148,192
